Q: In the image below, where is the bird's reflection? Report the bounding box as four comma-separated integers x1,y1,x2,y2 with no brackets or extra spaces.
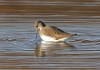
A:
34,41,77,57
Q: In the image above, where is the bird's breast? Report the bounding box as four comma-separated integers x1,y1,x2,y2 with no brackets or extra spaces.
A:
41,35,55,41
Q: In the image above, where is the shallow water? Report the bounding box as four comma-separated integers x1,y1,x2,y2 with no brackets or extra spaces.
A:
0,22,100,70
0,0,100,70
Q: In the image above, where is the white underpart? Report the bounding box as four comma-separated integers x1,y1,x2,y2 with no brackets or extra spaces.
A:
41,35,68,42
41,35,55,41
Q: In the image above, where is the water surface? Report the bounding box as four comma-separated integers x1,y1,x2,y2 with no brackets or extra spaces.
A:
0,0,100,70
0,22,100,70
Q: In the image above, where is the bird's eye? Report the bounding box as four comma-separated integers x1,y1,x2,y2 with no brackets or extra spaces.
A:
36,26,38,28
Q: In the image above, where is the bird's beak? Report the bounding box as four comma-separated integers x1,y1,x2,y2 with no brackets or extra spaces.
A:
36,29,39,34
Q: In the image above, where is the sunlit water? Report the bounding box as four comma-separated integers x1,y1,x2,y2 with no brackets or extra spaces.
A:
0,22,100,70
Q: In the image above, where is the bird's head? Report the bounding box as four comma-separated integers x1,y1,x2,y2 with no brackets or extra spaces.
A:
34,21,46,30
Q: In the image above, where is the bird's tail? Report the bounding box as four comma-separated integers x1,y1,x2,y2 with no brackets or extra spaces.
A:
71,34,78,36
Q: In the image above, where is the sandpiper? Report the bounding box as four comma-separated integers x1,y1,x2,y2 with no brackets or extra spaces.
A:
34,21,76,42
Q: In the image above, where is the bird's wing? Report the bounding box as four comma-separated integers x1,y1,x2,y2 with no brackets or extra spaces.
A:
41,26,71,40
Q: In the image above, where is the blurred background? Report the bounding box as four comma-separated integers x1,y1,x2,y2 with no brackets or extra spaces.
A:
0,0,100,23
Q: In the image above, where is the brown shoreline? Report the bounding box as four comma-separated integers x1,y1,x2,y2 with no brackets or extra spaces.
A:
0,0,100,16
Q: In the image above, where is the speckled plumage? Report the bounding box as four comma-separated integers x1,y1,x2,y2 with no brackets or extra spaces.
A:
39,26,71,40
34,21,73,42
